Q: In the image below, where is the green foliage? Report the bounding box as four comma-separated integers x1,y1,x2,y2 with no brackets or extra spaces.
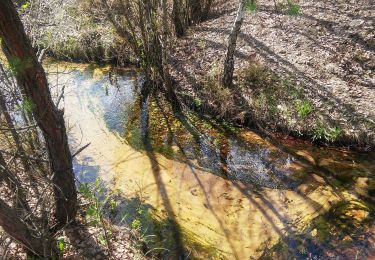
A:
287,0,300,15
79,178,105,225
8,56,32,76
296,99,312,119
194,97,202,108
21,1,30,10
17,98,35,114
131,219,142,230
78,178,115,247
312,123,342,142
98,231,112,246
18,1,30,14
57,236,66,255
245,0,257,12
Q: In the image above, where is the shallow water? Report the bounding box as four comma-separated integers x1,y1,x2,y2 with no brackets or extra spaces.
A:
47,63,374,259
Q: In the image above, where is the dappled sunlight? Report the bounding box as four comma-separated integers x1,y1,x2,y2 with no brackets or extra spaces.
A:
55,65,374,259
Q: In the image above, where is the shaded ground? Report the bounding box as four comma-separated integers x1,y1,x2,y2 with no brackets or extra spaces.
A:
0,198,146,260
170,0,375,150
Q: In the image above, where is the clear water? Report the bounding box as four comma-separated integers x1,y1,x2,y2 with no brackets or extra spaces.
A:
46,62,375,259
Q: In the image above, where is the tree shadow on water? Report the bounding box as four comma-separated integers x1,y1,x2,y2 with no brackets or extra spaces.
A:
138,91,187,259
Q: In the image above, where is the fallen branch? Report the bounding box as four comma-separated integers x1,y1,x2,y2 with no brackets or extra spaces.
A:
0,150,49,163
0,124,37,132
72,143,91,158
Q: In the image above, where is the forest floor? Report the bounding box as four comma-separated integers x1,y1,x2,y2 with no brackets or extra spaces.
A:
170,0,375,150
0,197,146,260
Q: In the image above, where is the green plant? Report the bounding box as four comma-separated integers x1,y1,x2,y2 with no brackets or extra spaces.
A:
57,236,66,256
20,1,30,12
7,56,32,76
287,0,300,15
327,126,342,142
245,0,257,12
194,97,202,108
131,219,142,230
296,99,312,119
17,98,35,114
312,123,342,142
78,178,116,250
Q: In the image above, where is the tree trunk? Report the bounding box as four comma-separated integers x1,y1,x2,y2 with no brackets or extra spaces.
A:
189,0,202,23
0,0,77,226
161,0,174,97
0,198,44,256
222,0,245,87
173,0,186,37
202,0,214,21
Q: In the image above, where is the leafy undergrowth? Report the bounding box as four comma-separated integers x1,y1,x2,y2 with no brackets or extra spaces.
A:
0,179,147,260
194,61,353,148
61,179,147,260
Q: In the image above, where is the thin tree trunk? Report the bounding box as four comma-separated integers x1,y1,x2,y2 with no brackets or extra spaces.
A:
0,0,77,226
202,0,214,20
161,0,174,97
189,0,202,23
0,90,32,175
173,0,186,37
0,89,42,199
222,0,245,87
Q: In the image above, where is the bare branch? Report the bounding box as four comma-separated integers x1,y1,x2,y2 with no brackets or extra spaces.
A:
72,143,91,158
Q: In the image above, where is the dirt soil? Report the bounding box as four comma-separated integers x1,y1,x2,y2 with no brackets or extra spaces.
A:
170,0,375,150
0,203,146,260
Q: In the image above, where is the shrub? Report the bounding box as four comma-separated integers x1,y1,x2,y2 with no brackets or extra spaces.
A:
200,63,234,116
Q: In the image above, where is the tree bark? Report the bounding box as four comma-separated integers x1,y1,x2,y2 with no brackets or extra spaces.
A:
0,0,77,226
161,0,174,97
0,198,44,256
202,0,214,20
189,0,203,23
173,0,186,37
222,0,246,87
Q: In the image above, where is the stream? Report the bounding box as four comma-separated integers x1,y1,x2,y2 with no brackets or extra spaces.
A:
47,62,374,259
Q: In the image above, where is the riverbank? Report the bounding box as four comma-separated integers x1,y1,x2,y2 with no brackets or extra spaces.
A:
0,187,147,260
170,0,375,151
21,0,374,150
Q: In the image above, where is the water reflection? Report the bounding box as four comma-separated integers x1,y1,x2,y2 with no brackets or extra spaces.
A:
47,63,375,259
226,140,298,189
